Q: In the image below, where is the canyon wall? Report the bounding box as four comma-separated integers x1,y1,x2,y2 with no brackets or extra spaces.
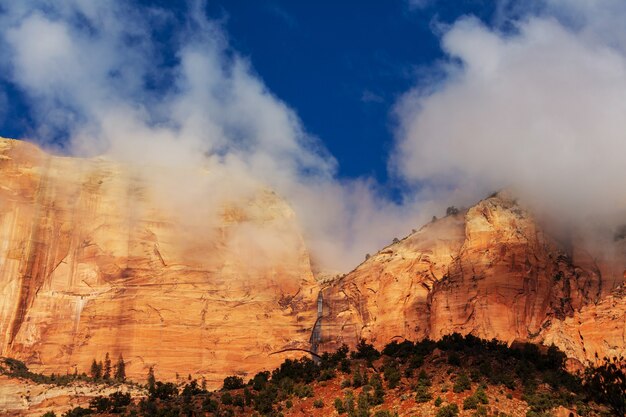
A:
0,138,624,387
0,138,317,386
318,194,626,364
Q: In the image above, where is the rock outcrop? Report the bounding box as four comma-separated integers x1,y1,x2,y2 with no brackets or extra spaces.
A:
0,137,624,389
318,194,625,363
0,138,317,386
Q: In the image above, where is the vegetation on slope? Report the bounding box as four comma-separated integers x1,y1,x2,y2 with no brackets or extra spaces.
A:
1,334,623,417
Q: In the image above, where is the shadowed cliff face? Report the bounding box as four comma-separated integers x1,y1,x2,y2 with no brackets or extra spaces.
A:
0,138,317,386
319,194,626,364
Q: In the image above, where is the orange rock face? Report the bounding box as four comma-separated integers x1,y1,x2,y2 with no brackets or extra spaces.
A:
0,138,316,386
319,195,625,363
0,137,624,389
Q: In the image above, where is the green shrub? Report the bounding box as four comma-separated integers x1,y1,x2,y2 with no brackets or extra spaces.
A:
415,383,432,403
62,407,92,417
370,373,385,405
222,375,245,390
453,373,471,393
475,386,488,404
472,405,488,417
313,399,324,408
221,392,233,405
383,359,401,389
353,368,365,388
436,403,459,417
293,383,313,398
434,396,443,407
334,397,346,414
583,356,625,416
463,395,479,409
351,339,381,364
233,395,244,408
356,391,370,417
417,369,431,386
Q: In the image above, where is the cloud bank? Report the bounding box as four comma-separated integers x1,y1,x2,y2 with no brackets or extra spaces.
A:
0,1,625,273
0,0,429,273
394,0,626,229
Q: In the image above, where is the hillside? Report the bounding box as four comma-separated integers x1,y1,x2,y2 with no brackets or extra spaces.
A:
1,334,623,417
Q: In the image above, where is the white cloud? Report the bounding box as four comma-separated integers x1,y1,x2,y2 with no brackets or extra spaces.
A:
393,5,626,227
3,1,624,273
0,0,432,272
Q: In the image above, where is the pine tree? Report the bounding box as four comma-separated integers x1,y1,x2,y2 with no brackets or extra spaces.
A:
103,352,111,380
369,373,385,405
147,366,156,393
90,359,102,380
114,354,126,381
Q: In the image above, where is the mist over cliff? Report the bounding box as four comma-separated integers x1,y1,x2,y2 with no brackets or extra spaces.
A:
1,1,625,272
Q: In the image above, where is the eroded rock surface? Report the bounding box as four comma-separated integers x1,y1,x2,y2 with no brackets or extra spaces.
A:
319,194,625,363
0,138,316,386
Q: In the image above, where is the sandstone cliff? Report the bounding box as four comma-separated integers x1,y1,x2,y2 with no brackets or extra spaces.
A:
318,194,626,364
0,137,624,389
0,138,317,386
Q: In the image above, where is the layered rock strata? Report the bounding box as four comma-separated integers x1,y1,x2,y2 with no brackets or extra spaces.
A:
0,138,316,386
318,195,625,364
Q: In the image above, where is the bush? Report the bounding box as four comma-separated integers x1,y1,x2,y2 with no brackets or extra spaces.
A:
383,359,401,389
436,403,459,417
417,369,431,386
351,339,380,363
223,375,245,390
249,370,270,391
472,405,488,417
584,356,625,416
221,392,233,405
374,410,396,417
233,395,244,408
151,382,178,401
313,399,324,408
522,391,560,414
356,392,370,417
62,407,92,417
435,404,459,417
334,397,346,414
447,352,461,366
318,368,336,381
353,368,365,388
446,206,459,216
293,383,313,398
434,396,443,407
453,373,471,393
370,373,385,405
344,391,355,416
415,383,432,403
475,386,488,404
463,395,479,409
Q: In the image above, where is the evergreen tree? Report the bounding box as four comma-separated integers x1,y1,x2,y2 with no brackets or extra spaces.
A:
90,359,102,380
103,353,111,380
356,391,370,417
369,374,385,405
147,366,156,393
114,354,126,381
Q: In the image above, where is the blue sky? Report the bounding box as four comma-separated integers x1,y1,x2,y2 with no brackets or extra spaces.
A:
0,0,500,190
